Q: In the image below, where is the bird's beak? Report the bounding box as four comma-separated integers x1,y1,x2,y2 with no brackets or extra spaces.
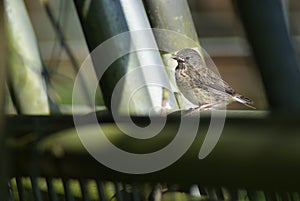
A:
172,55,185,62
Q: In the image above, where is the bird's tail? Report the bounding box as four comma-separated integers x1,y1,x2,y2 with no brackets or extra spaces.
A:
233,94,256,109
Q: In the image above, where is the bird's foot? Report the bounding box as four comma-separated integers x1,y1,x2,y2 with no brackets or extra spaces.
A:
194,103,214,111
184,104,213,116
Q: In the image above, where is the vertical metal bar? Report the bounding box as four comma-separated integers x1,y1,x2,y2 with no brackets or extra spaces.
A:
15,177,24,201
62,179,74,201
247,190,267,201
265,192,278,201
205,188,218,200
281,192,292,201
46,177,58,201
190,185,201,198
8,181,15,201
235,0,300,113
96,181,107,201
30,177,43,201
114,182,123,201
227,189,238,201
79,179,90,201
131,183,140,201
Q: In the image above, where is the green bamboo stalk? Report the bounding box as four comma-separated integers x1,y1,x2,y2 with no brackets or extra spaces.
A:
4,0,50,114
74,0,179,115
143,0,200,48
143,0,203,109
73,0,148,115
118,0,178,113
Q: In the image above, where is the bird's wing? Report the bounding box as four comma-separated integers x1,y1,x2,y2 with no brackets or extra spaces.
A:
192,67,236,95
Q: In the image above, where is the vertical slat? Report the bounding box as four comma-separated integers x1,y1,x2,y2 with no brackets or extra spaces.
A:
62,179,74,201
131,183,140,201
291,192,300,201
96,181,107,201
282,192,292,201
205,188,218,200
8,181,15,201
190,185,201,198
114,182,123,201
148,184,163,201
227,189,238,201
265,192,277,201
30,177,43,201
46,177,58,201
248,190,270,201
79,179,90,201
15,177,24,201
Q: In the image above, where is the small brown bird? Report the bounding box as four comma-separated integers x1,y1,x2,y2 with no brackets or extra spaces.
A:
172,48,255,110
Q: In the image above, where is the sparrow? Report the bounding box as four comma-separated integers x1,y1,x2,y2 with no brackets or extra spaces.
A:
172,48,255,110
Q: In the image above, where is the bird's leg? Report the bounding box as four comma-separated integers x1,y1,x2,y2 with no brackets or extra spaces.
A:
194,103,214,111
184,103,213,116
194,100,227,111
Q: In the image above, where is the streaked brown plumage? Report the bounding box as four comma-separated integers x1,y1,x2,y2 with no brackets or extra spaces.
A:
173,48,254,110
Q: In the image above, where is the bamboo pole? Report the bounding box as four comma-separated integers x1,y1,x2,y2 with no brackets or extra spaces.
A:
73,0,149,115
4,0,50,114
143,0,200,48
73,0,177,115
143,0,203,109
118,0,178,112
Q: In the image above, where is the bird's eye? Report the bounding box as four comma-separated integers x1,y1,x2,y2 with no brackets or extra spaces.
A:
185,56,190,60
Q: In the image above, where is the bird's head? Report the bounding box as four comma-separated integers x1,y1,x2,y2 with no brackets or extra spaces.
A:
172,48,204,68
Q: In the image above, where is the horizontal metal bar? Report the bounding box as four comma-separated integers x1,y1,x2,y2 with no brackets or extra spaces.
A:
5,111,300,191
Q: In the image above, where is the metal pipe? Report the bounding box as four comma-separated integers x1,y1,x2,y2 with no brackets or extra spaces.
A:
234,0,300,113
7,111,300,190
